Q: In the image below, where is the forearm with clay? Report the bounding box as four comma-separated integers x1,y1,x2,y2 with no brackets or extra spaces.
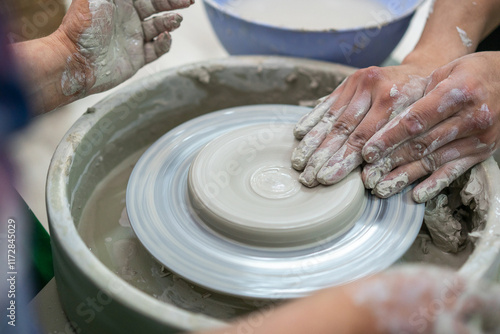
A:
404,0,500,67
10,0,193,114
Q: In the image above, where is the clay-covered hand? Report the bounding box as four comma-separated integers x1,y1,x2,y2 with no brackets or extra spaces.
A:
346,265,500,334
291,64,430,187
57,0,193,96
362,52,500,203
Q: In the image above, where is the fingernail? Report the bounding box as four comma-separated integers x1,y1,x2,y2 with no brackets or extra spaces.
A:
293,126,306,140
299,169,319,187
291,151,307,171
316,166,342,185
373,173,409,198
317,152,360,185
363,146,380,163
364,169,383,189
412,186,438,203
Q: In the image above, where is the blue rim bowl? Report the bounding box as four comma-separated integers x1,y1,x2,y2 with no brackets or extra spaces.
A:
203,0,424,68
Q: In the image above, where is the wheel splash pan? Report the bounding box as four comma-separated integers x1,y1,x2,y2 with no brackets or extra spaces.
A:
46,56,500,334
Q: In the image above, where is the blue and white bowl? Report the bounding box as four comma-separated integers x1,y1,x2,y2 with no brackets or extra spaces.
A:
203,0,424,67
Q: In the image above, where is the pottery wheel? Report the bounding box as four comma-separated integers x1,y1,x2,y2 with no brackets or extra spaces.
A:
127,104,424,299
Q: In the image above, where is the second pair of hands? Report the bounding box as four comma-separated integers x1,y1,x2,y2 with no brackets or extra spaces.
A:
292,51,500,203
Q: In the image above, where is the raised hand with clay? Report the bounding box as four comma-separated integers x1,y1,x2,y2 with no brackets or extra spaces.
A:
363,52,500,203
10,0,194,113
292,0,500,202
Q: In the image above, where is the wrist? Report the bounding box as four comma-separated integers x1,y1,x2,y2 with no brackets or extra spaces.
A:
401,46,462,77
48,27,78,62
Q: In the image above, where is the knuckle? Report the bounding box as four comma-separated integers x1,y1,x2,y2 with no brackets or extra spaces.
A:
472,109,494,130
332,119,354,137
420,154,439,173
378,93,394,112
461,78,486,102
409,138,428,160
476,134,495,150
401,111,426,136
358,66,383,83
347,130,371,150
364,66,382,80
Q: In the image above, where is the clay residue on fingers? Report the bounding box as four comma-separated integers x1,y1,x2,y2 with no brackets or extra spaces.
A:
413,159,475,204
291,106,346,170
389,75,428,120
362,76,428,163
298,133,346,186
372,172,409,198
423,127,459,156
316,149,363,185
436,88,470,113
293,94,337,139
363,156,403,189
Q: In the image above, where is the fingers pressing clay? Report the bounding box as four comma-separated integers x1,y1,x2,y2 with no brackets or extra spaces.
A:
144,31,172,63
363,80,473,164
291,80,355,171
142,12,183,41
371,139,488,199
412,154,488,203
316,147,363,185
313,85,422,186
363,111,473,189
292,65,431,189
297,131,346,187
290,53,500,201
370,144,482,203
293,93,338,139
297,91,371,186
293,78,348,140
134,0,194,20
291,103,349,171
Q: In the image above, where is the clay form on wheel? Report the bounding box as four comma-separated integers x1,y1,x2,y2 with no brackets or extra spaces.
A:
188,124,366,247
126,104,425,299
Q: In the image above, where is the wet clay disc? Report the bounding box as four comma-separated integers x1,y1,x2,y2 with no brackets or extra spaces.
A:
188,123,366,247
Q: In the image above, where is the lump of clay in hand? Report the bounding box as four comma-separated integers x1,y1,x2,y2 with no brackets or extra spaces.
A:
424,194,467,253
